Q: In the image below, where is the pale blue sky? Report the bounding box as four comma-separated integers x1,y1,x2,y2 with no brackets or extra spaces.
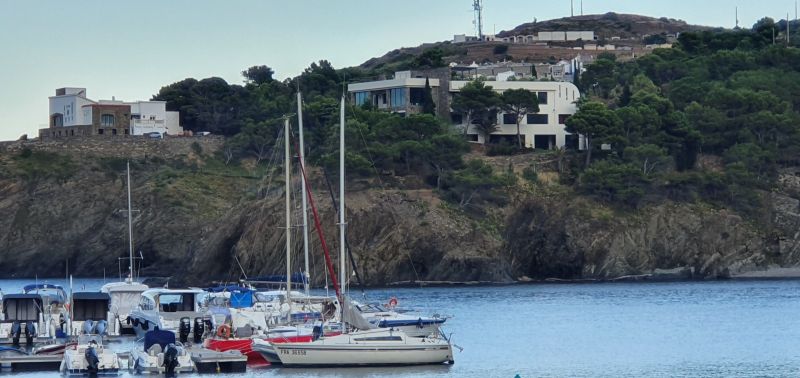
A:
0,0,797,141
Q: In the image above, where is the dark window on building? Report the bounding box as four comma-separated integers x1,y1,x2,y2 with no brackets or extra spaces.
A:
537,92,548,104
527,114,548,124
124,129,129,135
101,114,115,127
409,87,424,105
534,135,557,149
467,134,478,142
558,114,571,124
112,129,117,135
502,113,517,124
565,134,579,150
131,114,141,120
98,129,104,135
451,112,463,124
70,129,74,136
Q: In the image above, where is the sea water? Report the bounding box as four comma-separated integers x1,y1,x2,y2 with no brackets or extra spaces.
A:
2,279,799,377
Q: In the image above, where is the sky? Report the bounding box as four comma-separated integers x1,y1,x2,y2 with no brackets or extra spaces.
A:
0,0,798,141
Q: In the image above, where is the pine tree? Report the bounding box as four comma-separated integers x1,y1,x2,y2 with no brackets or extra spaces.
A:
422,77,436,115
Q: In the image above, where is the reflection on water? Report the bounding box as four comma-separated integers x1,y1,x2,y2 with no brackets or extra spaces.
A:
2,279,800,377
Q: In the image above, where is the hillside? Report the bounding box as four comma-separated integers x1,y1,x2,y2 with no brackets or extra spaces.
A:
497,12,715,39
359,13,712,72
2,138,800,285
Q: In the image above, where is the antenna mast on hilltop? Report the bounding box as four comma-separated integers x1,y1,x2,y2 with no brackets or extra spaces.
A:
735,6,739,29
571,0,574,17
473,0,483,40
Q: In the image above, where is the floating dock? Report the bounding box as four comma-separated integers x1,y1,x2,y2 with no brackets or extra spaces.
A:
191,349,247,373
0,353,62,372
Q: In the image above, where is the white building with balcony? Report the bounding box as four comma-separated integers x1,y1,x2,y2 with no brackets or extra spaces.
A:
450,80,581,149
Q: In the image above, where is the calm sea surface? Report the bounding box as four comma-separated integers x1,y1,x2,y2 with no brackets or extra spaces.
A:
2,278,800,377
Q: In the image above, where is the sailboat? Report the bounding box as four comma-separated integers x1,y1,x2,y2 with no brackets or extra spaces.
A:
100,161,148,336
270,95,455,367
205,97,339,364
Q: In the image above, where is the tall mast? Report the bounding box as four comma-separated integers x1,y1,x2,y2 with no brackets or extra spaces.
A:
298,91,310,297
126,161,134,283
339,95,346,300
284,118,292,309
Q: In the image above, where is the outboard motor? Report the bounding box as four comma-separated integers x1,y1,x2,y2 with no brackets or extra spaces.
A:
10,321,21,346
85,341,99,374
163,343,179,375
83,319,96,335
95,320,107,336
178,317,191,344
24,321,35,345
193,317,204,344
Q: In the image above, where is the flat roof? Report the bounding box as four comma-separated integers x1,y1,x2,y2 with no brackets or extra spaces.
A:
348,77,440,92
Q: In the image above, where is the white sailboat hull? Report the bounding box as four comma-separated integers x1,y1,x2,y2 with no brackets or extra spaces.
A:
271,329,454,367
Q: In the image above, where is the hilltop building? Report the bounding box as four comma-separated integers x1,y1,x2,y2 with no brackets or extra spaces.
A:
347,68,581,150
42,87,182,139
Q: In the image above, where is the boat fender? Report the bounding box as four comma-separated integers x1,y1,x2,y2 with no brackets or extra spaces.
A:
388,297,398,309
141,320,149,331
132,318,139,327
216,324,231,339
126,316,132,325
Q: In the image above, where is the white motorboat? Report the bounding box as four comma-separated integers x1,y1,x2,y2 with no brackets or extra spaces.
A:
101,161,150,336
356,302,447,337
101,281,148,336
68,292,111,337
0,293,54,344
129,288,206,342
129,330,195,374
23,284,69,338
59,335,121,376
271,327,454,367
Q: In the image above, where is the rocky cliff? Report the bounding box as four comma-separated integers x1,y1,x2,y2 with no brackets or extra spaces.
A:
2,139,799,285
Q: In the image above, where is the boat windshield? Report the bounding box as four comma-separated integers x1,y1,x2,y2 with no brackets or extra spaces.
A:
157,293,197,312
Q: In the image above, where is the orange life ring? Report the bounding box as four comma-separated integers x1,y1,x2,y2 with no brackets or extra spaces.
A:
388,297,398,308
216,324,231,339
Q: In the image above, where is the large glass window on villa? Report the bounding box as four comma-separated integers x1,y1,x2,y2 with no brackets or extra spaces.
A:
527,114,548,124
101,114,115,127
390,88,405,108
354,92,369,105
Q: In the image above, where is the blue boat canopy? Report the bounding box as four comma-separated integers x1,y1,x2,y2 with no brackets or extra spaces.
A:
144,330,176,352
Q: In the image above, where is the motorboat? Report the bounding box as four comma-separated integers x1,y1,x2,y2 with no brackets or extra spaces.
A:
0,294,53,345
356,302,447,337
271,327,454,367
59,335,121,376
129,330,195,374
67,292,111,337
129,288,206,342
23,284,69,338
100,281,148,336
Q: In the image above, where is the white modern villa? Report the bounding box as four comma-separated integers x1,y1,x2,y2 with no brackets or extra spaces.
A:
347,69,582,150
